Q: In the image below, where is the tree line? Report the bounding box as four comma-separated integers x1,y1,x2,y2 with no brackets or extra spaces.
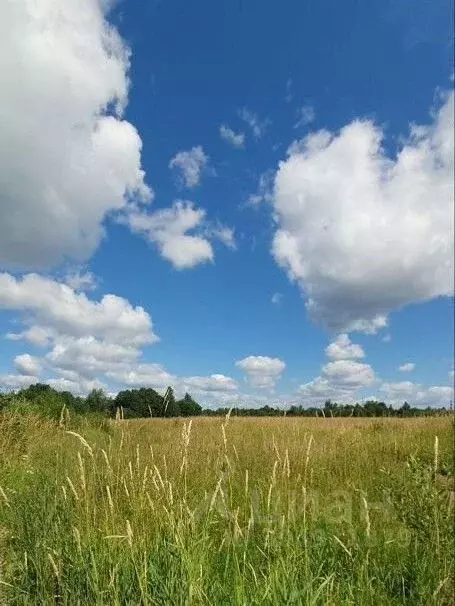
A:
0,384,202,419
0,383,451,419
202,400,451,417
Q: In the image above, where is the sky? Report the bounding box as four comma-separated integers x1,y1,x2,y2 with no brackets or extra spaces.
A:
0,0,453,408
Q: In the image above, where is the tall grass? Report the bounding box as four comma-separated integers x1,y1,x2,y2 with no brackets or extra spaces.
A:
0,412,453,605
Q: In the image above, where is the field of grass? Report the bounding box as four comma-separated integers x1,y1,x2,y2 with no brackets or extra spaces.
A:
0,412,453,605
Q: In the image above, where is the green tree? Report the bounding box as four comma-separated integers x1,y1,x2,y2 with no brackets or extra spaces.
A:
115,388,164,418
177,393,202,416
60,390,86,414
86,388,108,413
363,400,388,417
15,384,66,419
19,383,53,401
323,399,338,416
399,401,412,417
163,387,180,417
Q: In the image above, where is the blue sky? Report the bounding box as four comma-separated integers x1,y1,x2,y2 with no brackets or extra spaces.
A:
0,0,453,407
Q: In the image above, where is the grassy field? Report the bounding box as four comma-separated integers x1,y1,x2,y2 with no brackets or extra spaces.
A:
0,412,453,605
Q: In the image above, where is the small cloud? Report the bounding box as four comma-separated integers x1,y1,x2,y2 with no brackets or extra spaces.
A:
238,108,270,139
125,200,214,269
236,355,286,389
14,353,42,377
382,334,392,343
285,78,293,103
247,169,274,205
219,125,245,148
326,334,365,360
169,146,208,188
210,225,237,250
6,326,52,346
64,269,97,292
399,362,415,372
271,292,283,305
294,105,315,128
248,194,263,205
125,202,235,268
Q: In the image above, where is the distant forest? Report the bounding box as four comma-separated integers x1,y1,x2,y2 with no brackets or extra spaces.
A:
0,383,452,419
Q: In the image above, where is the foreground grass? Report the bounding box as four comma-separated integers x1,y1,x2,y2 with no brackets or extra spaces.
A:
0,413,453,605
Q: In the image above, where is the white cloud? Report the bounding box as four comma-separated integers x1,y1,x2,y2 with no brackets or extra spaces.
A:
238,108,270,139
272,91,454,333
285,78,293,103
47,376,106,396
6,326,53,347
106,363,175,390
46,336,140,380
64,270,97,292
169,146,208,188
294,105,315,128
125,201,214,269
236,355,286,389
14,354,41,377
126,201,236,268
322,359,375,388
203,391,274,409
219,125,245,148
0,273,156,346
298,377,349,402
182,374,238,393
325,334,365,360
271,293,283,305
298,338,375,402
0,375,40,390
0,0,151,270
208,226,237,250
382,334,392,343
418,386,453,407
248,170,274,205
298,359,376,402
380,381,453,407
398,362,415,372
0,273,238,398
380,381,415,398
106,365,238,397
298,337,451,408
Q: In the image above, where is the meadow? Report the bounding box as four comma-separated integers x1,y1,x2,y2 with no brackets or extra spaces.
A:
0,412,453,605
